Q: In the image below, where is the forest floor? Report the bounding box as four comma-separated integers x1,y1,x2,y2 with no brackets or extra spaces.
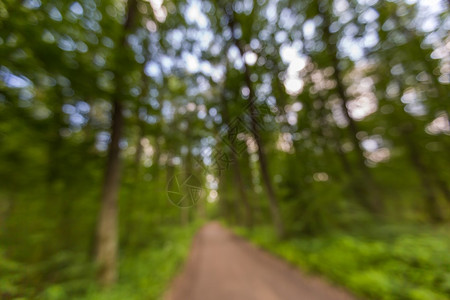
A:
164,222,355,300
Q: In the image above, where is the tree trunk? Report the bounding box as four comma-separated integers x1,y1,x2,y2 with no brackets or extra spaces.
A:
315,95,368,206
94,0,137,287
181,128,194,226
408,146,444,222
402,126,444,222
320,8,383,213
225,11,284,237
243,56,283,236
95,99,124,287
230,150,253,227
395,79,447,219
123,120,144,247
435,177,450,205
219,68,253,227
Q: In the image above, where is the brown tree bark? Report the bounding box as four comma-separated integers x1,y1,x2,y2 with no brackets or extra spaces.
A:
395,79,448,219
401,125,444,222
123,118,144,247
225,11,284,238
320,8,383,213
95,99,124,287
435,177,450,205
315,95,369,207
94,0,137,287
182,130,193,226
219,65,253,228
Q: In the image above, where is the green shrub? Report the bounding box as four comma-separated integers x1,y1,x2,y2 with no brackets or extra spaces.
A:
235,224,450,300
30,223,200,300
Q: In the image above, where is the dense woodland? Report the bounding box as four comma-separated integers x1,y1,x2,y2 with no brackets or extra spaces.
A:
0,0,449,299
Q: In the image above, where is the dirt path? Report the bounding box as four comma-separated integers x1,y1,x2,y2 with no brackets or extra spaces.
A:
165,222,356,300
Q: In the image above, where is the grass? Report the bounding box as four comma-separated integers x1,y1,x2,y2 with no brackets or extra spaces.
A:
233,224,450,300
81,223,199,300
13,222,201,300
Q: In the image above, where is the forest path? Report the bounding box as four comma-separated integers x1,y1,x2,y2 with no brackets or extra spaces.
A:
164,222,356,300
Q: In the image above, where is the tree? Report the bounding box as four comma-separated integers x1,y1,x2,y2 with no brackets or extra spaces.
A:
95,0,138,287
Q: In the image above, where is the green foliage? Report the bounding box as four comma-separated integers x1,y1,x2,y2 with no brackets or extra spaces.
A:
1,224,198,300
236,224,450,300
82,223,199,300
1,0,449,298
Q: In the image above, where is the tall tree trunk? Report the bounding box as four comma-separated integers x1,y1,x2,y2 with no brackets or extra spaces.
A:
95,0,137,287
47,97,74,249
219,66,253,227
180,125,196,226
224,10,284,237
298,31,367,211
315,95,368,206
320,7,383,213
166,157,176,224
407,143,444,222
123,120,144,247
218,175,232,223
196,187,207,220
95,99,124,287
402,125,444,222
435,177,450,205
395,79,448,217
230,150,252,227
